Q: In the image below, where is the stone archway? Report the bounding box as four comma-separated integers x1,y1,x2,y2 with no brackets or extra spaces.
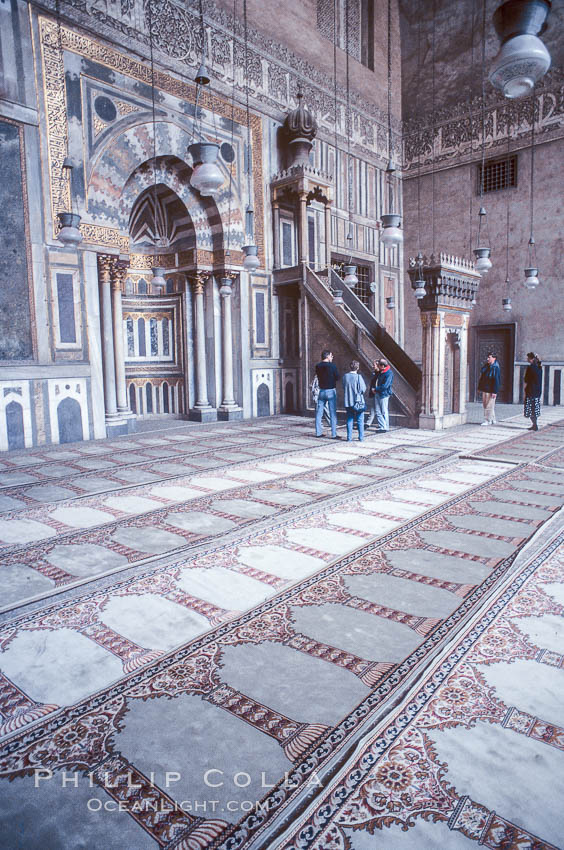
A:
88,121,245,255
122,179,198,419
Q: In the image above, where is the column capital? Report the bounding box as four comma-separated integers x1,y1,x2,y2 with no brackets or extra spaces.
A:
110,257,130,291
190,273,210,295
97,254,113,283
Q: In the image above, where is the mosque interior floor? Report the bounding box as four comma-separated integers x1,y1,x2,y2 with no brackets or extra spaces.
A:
0,410,563,849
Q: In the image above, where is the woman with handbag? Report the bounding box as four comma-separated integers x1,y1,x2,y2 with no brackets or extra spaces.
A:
342,360,367,442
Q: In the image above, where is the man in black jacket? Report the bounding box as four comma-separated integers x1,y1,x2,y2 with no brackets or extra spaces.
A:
315,350,341,439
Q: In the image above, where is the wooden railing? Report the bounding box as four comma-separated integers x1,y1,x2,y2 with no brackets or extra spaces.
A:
304,266,420,426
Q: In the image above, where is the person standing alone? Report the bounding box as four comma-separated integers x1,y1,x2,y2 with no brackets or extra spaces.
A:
524,352,542,431
315,350,341,439
477,352,501,426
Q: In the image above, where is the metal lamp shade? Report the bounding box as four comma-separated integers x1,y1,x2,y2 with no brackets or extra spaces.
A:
412,278,426,299
489,33,551,98
342,264,358,287
380,214,403,246
188,142,224,196
474,247,492,274
57,212,82,246
524,267,539,289
243,245,260,271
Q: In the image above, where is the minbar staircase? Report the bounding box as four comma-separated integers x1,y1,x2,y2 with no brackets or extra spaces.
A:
305,266,421,427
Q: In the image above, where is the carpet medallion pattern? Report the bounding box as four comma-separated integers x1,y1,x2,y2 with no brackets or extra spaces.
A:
273,540,564,850
0,416,562,849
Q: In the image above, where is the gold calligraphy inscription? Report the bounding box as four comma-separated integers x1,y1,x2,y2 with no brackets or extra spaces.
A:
39,17,264,259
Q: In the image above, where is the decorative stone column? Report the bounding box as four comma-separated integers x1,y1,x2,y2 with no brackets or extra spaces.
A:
324,201,333,268
110,258,130,415
189,273,217,422
97,255,119,424
218,274,243,421
298,192,308,264
408,253,480,430
272,202,280,270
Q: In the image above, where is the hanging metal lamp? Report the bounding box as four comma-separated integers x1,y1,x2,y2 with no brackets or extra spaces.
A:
473,208,492,273
187,6,224,198
524,237,540,288
342,264,358,288
380,2,403,246
523,95,540,290
412,252,426,299
189,140,224,197
240,2,260,270
489,0,552,99
242,205,260,271
188,60,223,196
57,212,83,246
242,245,260,271
57,159,82,246
380,213,403,247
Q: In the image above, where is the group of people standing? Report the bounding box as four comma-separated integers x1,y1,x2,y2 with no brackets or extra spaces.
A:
314,348,544,440
477,350,543,430
313,351,394,442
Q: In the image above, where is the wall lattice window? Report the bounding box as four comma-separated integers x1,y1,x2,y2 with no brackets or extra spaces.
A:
478,156,517,194
317,0,374,70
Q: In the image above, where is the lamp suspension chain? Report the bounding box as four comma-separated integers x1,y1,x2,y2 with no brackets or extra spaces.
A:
340,0,358,290
333,0,338,205
187,0,223,198
241,0,259,271
243,0,252,213
146,0,165,289
529,90,535,244
524,87,539,289
54,0,82,246
411,0,425,299
345,0,352,247
473,0,492,275
379,0,403,248
387,0,392,173
225,0,238,261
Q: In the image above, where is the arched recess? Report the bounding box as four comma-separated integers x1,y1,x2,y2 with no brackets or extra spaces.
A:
5,401,25,451
284,381,295,414
129,183,196,253
87,122,245,254
257,383,270,417
57,397,83,444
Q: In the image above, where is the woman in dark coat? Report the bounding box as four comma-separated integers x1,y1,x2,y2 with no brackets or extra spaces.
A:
524,352,542,431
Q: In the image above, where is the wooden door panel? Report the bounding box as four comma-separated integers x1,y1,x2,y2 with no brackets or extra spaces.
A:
473,324,515,403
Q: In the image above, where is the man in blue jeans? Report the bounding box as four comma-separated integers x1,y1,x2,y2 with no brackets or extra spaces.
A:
315,350,341,439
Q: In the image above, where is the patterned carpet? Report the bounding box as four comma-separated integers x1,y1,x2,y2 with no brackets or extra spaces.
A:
0,413,562,849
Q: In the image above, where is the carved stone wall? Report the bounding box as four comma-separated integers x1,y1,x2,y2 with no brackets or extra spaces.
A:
34,0,401,167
